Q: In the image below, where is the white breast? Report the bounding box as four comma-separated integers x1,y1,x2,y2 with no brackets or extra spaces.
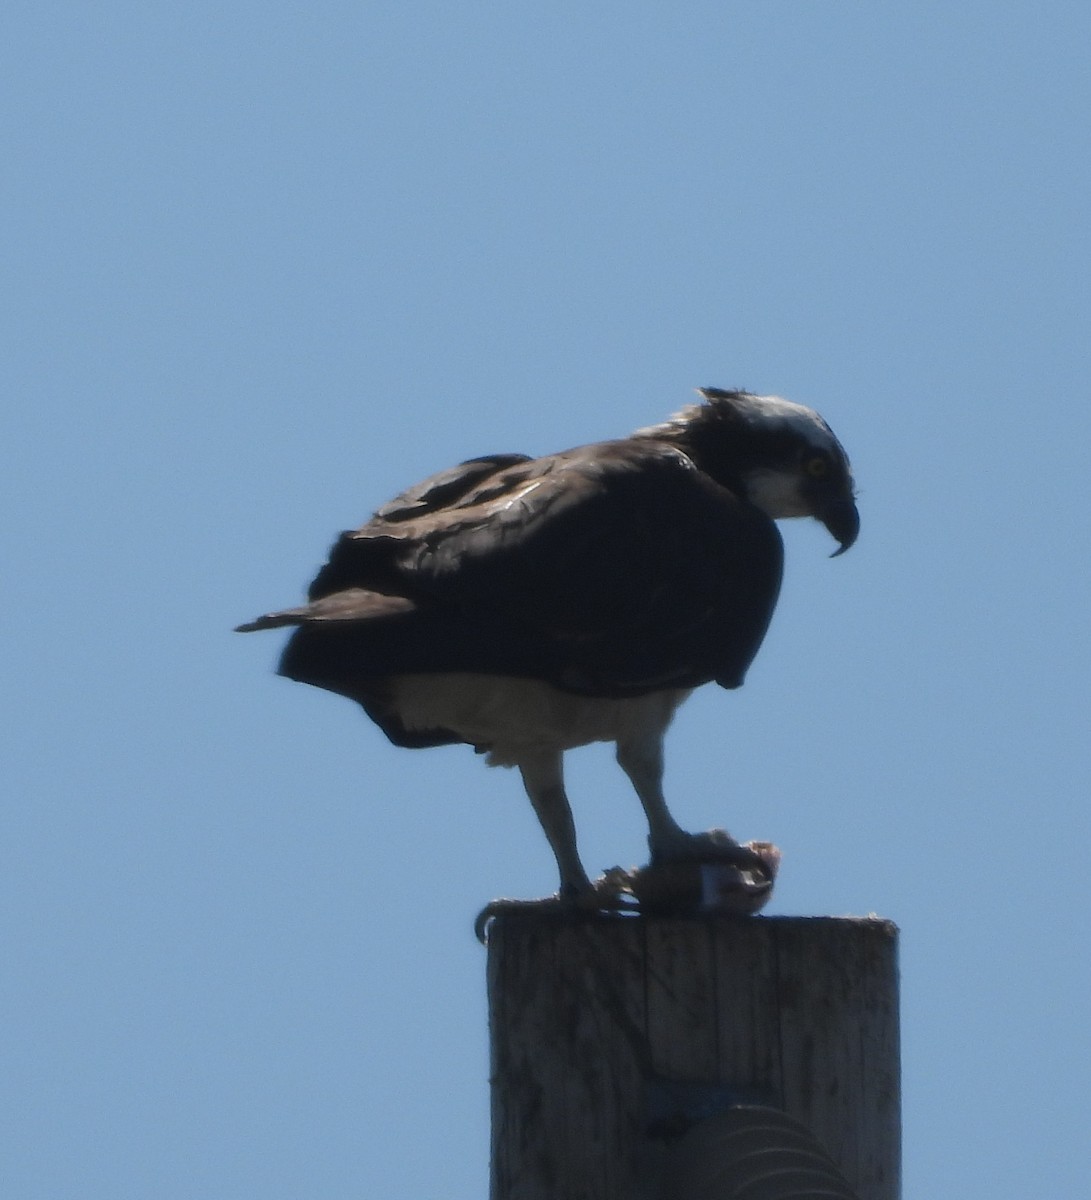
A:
388,673,692,766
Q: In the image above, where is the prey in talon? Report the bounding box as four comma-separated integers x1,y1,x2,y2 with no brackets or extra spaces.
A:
237,388,858,918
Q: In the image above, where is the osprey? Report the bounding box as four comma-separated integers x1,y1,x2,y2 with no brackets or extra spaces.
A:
238,388,858,900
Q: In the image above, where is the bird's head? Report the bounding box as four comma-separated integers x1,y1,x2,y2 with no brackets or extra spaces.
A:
705,388,859,554
641,388,860,555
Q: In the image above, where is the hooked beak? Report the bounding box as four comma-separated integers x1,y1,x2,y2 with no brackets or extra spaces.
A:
821,496,860,557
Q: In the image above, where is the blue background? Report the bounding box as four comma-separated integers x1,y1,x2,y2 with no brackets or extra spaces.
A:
4,4,1088,1196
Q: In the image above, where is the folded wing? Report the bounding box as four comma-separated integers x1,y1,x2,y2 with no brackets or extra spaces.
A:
241,439,784,703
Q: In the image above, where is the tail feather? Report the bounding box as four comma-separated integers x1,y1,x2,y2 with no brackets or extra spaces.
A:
235,610,306,633
235,588,417,633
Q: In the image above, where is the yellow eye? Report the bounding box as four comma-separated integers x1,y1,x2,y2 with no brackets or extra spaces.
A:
805,455,829,478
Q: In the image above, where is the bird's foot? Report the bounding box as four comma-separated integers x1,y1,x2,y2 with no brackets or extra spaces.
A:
474,872,638,943
649,826,761,867
473,836,781,939
638,829,781,916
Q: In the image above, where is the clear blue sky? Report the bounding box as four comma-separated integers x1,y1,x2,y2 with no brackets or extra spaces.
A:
4,4,1089,1197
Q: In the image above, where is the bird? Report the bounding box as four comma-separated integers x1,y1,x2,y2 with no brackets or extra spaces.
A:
237,388,858,905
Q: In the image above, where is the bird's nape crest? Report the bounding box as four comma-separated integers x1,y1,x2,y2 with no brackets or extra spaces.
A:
631,387,754,442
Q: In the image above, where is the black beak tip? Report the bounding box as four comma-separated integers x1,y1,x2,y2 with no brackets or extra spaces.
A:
823,498,860,557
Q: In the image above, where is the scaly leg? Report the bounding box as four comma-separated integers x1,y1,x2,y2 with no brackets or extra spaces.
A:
518,750,592,895
474,749,619,941
615,730,688,859
616,730,766,870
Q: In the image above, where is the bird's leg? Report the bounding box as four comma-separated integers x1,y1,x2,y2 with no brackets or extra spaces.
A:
475,750,632,941
518,750,593,896
616,731,766,870
615,732,688,859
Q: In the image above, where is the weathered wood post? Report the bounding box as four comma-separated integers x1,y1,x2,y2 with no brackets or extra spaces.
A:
487,913,899,1200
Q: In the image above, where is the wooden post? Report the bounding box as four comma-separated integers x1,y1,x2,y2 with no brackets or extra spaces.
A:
487,914,899,1200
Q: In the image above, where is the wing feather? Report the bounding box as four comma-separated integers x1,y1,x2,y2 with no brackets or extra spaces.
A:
270,438,783,697
372,453,533,523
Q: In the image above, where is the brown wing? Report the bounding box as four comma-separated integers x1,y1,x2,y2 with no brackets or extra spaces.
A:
263,438,783,699
372,453,533,523
304,452,540,600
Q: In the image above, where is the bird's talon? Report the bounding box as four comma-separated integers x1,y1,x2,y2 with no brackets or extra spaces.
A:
474,871,639,941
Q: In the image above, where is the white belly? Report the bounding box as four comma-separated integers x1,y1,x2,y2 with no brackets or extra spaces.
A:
388,673,692,766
